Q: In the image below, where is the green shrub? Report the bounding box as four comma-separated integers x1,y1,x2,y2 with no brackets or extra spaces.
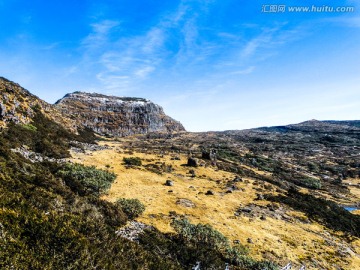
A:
21,123,37,132
301,177,322,189
170,218,278,270
123,157,142,166
307,162,319,173
171,218,229,252
57,163,116,195
116,198,145,219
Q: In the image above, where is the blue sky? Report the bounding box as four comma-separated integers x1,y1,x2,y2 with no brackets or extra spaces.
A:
0,0,359,131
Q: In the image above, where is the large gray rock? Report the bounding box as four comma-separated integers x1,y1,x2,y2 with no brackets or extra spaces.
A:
55,92,185,137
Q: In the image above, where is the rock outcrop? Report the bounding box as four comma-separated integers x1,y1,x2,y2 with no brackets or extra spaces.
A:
55,92,185,136
0,77,41,127
0,77,76,130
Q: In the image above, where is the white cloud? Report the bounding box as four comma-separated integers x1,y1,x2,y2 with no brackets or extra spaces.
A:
240,26,282,58
134,66,155,78
77,2,305,97
78,1,205,92
82,20,120,50
230,66,255,75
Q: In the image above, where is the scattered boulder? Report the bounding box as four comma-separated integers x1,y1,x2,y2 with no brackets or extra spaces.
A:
176,198,196,208
187,157,199,167
241,207,252,213
228,184,239,191
165,180,174,186
201,149,217,161
205,190,215,196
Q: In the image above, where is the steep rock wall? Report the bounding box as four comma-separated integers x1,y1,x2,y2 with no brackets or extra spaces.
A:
55,92,185,136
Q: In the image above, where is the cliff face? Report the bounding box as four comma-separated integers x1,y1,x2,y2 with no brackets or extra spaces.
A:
55,92,185,136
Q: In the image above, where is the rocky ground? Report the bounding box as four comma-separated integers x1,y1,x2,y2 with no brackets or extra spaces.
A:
70,127,360,269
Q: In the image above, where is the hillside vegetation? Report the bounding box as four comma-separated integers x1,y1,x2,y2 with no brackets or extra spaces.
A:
0,111,278,269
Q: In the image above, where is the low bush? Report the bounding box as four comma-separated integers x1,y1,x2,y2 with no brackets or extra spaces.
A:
57,163,116,195
171,218,229,252
170,218,278,270
116,198,145,219
123,157,142,166
301,177,322,189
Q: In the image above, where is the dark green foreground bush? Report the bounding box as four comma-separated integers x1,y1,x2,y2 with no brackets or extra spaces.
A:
116,198,145,219
57,163,116,195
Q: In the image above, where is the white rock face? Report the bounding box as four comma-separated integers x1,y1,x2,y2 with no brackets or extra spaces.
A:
55,92,185,136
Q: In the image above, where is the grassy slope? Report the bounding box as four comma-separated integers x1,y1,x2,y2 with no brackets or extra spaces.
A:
0,115,182,270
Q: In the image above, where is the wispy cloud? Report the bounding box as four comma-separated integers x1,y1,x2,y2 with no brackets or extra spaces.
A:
240,24,289,59
79,1,201,92
230,66,255,75
78,1,308,94
82,20,120,50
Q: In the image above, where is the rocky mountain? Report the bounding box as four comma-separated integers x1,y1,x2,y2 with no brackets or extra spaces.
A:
1,77,185,136
55,92,185,136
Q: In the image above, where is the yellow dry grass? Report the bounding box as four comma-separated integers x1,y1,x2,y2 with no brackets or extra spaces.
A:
70,140,360,270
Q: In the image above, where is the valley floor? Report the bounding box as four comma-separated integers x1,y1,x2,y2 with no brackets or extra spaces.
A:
70,138,360,270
